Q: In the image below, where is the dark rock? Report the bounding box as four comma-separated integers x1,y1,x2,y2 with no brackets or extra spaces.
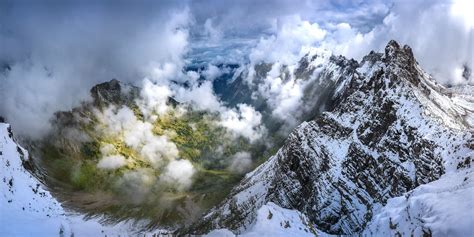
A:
462,64,471,81
90,79,140,108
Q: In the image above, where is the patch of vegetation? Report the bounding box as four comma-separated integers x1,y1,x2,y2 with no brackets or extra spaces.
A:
31,101,272,228
154,110,225,163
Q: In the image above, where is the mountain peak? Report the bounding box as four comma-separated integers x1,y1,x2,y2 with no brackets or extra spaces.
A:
185,40,474,236
386,39,401,50
90,79,139,107
383,40,416,66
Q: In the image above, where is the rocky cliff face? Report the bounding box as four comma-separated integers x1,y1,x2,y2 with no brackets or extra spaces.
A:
186,40,474,235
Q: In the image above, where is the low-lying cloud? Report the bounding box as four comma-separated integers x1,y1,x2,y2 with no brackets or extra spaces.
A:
229,151,253,174
97,155,127,170
219,104,266,142
161,159,196,191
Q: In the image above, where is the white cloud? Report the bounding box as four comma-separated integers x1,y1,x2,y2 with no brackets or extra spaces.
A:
161,159,196,191
173,77,268,142
219,104,266,142
255,62,305,123
234,0,472,129
0,5,191,138
202,64,224,81
138,79,173,119
95,106,135,137
249,15,327,65
320,0,473,85
229,151,253,174
450,0,474,30
139,136,179,168
2,0,472,141
100,143,117,156
175,80,223,111
204,18,224,44
97,155,127,170
95,104,194,191
96,106,179,168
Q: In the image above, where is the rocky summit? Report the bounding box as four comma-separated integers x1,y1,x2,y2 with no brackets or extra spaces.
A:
185,40,474,236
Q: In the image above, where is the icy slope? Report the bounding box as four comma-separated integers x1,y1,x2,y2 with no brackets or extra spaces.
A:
0,123,66,236
363,169,474,236
187,40,474,236
0,123,162,236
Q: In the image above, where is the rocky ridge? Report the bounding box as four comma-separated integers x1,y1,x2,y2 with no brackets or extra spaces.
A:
186,40,474,235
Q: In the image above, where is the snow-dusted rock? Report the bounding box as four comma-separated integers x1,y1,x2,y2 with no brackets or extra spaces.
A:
206,202,333,237
187,41,474,236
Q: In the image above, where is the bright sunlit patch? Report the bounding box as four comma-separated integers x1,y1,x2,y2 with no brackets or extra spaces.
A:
451,0,474,29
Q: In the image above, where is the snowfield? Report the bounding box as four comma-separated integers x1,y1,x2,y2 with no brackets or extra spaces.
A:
363,170,474,236
208,167,474,237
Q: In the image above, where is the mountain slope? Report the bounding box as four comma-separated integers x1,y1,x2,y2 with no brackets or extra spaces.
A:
186,40,474,235
0,123,165,236
1,40,472,236
362,169,474,236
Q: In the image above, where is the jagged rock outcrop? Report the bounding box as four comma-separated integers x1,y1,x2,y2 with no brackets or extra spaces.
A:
90,78,179,108
185,40,474,235
90,78,140,107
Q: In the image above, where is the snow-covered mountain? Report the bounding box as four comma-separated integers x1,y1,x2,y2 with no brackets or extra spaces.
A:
185,40,474,236
213,47,359,136
1,40,473,236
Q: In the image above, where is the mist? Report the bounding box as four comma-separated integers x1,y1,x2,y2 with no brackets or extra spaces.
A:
0,1,189,137
1,0,472,139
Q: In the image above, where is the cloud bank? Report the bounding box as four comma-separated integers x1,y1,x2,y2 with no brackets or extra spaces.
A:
0,1,189,137
212,0,473,126
1,0,471,138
